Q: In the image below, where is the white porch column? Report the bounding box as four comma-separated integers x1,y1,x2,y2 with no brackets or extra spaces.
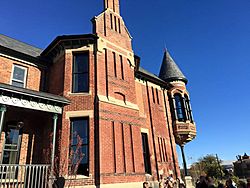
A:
0,105,6,139
51,114,58,175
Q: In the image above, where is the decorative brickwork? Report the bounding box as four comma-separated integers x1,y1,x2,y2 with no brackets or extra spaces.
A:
0,0,197,187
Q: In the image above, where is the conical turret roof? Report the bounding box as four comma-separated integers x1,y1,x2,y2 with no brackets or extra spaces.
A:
159,49,187,84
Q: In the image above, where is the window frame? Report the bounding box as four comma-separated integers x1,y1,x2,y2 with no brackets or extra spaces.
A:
72,52,89,93
69,117,89,176
1,122,23,165
184,95,193,122
11,64,27,88
174,94,186,122
141,133,151,174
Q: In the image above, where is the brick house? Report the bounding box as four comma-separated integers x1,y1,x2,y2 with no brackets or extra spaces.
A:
0,0,196,187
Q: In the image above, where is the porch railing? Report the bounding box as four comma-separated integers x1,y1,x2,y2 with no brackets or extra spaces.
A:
0,164,50,188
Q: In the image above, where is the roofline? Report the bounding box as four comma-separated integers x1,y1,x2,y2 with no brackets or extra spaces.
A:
41,34,98,56
0,46,48,67
164,77,188,84
135,69,171,89
0,83,70,105
91,10,133,39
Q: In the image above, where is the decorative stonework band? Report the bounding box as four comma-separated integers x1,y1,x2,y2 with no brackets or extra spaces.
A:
0,92,63,114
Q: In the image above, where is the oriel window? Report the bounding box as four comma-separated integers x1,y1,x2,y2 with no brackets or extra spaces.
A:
72,53,89,93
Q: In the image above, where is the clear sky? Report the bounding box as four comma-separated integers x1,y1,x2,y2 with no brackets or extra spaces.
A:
1,0,250,165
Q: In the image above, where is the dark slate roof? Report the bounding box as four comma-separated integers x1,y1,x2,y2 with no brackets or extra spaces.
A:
159,50,187,84
0,83,70,105
139,67,165,82
0,34,43,57
135,66,171,88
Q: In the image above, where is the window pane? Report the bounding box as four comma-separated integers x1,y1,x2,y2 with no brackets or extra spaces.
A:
72,53,89,93
2,151,18,164
72,119,88,145
175,95,186,121
73,73,88,93
13,66,25,81
5,129,20,145
81,145,88,164
74,54,88,73
12,81,24,88
77,163,89,176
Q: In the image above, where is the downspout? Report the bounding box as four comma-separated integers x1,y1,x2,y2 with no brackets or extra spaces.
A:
145,81,159,181
163,89,178,178
93,36,101,186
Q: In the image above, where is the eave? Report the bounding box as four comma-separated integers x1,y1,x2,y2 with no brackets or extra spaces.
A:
41,34,98,61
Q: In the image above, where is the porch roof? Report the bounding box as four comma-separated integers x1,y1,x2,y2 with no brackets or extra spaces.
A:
0,83,70,114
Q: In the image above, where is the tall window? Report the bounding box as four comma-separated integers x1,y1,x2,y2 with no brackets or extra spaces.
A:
70,118,89,176
184,95,193,122
174,94,186,121
141,133,151,174
11,65,27,88
72,53,89,93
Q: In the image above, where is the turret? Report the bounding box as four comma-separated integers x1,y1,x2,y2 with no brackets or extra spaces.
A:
159,49,196,178
159,49,187,84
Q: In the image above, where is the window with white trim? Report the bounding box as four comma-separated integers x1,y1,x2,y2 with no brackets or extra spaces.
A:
11,65,27,88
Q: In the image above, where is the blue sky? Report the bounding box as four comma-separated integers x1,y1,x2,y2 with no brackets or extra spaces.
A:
1,0,250,165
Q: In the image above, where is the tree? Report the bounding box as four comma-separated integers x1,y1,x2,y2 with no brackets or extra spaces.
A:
189,154,223,179
43,130,84,188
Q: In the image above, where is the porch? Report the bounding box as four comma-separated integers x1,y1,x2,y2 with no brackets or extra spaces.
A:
0,164,49,188
0,83,70,187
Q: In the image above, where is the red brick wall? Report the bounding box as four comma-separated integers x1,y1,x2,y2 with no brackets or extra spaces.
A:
0,55,44,91
94,10,132,51
48,54,65,95
48,49,96,185
105,0,120,14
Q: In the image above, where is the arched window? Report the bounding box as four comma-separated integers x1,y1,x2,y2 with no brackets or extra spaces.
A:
174,94,186,122
184,95,193,122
